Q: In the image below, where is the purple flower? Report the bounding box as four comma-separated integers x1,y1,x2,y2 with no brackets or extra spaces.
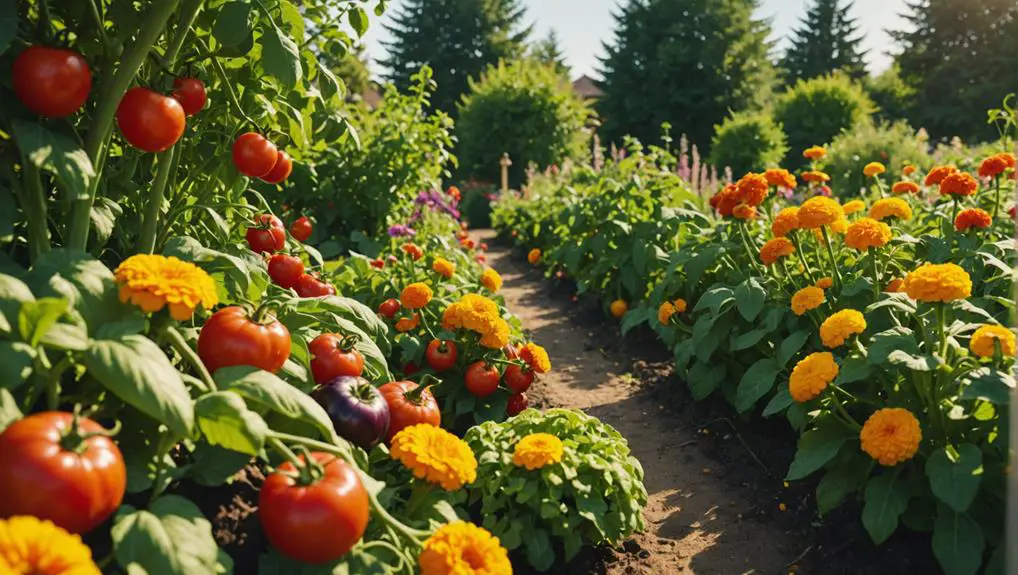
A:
387,224,416,238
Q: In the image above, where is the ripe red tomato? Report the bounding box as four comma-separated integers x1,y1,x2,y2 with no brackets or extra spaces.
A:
464,361,500,398
378,381,441,441
403,362,420,376
370,259,385,269
197,306,291,373
12,46,92,117
289,216,312,242
295,274,336,298
310,334,365,383
377,298,400,318
425,340,457,372
262,151,294,185
505,363,534,394
267,254,304,289
246,214,286,254
0,412,126,534
116,87,186,152
259,452,368,564
507,392,529,416
171,77,206,116
256,213,284,229
232,132,278,178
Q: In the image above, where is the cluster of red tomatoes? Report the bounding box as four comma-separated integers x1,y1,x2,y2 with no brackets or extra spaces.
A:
12,45,292,185
245,213,336,298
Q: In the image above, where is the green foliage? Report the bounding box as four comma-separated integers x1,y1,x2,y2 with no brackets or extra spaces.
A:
596,0,776,153
530,30,570,77
780,0,867,82
457,59,590,188
772,73,875,167
865,65,916,124
825,121,930,197
460,184,499,228
464,409,647,571
709,110,789,176
380,0,532,116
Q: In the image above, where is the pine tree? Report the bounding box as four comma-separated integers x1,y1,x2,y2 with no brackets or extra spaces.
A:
596,0,776,153
891,0,1018,141
530,30,569,77
380,0,532,115
781,0,867,82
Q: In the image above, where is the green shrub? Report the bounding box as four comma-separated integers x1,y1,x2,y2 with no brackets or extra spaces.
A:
465,408,647,571
459,183,498,228
457,59,591,189
864,64,915,124
708,110,788,176
773,73,875,168
825,121,930,197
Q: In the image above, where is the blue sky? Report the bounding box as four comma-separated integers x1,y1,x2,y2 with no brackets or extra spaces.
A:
361,0,910,79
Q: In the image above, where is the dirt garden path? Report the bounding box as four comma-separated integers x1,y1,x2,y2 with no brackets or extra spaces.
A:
475,230,801,575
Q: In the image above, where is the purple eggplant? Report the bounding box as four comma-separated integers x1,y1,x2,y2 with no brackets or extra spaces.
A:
312,376,390,449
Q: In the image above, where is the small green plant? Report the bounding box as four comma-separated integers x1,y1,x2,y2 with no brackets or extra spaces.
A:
709,109,789,176
826,121,930,197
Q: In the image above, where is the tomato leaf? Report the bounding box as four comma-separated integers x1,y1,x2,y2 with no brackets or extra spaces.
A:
925,444,983,513
261,24,303,88
0,273,33,334
112,495,222,575
11,120,95,202
0,0,16,56
40,322,90,351
84,335,195,438
0,341,35,390
195,391,269,456
0,388,21,433
17,297,67,346
25,249,134,332
213,2,251,47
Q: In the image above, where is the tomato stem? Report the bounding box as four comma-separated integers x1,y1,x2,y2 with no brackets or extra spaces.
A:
12,162,51,264
138,144,178,253
405,376,438,404
194,36,261,130
163,325,218,392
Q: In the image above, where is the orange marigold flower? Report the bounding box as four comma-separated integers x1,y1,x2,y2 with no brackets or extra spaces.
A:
674,298,687,312
401,283,433,309
903,263,972,302
610,299,628,318
954,208,992,232
759,237,795,265
419,522,511,575
939,172,978,197
815,277,834,289
481,268,503,292
402,243,424,261
0,516,101,575
885,278,904,293
713,184,741,217
791,286,825,316
970,324,1016,358
789,352,838,402
902,165,917,176
798,196,844,229
432,257,456,279
869,197,912,221
736,173,770,206
924,165,957,186
845,217,892,251
658,301,676,325
771,207,801,237
842,200,866,215
519,342,551,373
764,168,797,189
860,408,921,466
527,248,541,264
863,162,886,177
820,309,867,348
732,203,757,220
801,170,830,183
979,153,1015,178
115,254,218,321
395,313,420,332
891,181,920,195
803,146,826,161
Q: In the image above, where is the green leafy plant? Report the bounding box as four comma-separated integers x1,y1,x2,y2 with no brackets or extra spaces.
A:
709,109,789,176
825,121,930,198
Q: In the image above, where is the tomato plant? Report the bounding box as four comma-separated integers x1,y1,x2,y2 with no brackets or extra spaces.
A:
171,77,206,116
464,361,500,398
425,339,458,372
506,393,529,416
378,380,441,441
197,306,291,373
263,151,294,185
268,254,305,289
378,298,400,318
232,132,278,178
246,214,287,254
116,87,186,152
289,216,312,241
310,334,365,383
295,274,336,297
12,46,91,117
505,363,534,394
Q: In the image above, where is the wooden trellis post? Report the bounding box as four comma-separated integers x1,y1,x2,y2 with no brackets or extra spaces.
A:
500,153,512,194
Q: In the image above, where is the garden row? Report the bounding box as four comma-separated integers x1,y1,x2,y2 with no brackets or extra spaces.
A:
492,133,1017,575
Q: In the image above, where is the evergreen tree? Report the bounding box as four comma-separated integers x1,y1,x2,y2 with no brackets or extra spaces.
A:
891,0,1018,141
380,0,532,115
530,30,570,77
781,0,867,82
596,0,775,152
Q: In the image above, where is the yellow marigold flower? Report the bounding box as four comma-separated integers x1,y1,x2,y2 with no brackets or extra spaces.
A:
512,433,565,470
391,424,477,490
520,342,552,373
0,516,100,575
803,146,826,161
736,172,770,206
970,324,1016,358
815,277,833,289
760,237,795,266
798,196,844,229
527,248,541,264
764,168,797,189
401,282,433,310
955,208,992,232
924,165,957,186
610,299,628,318
902,165,917,176
395,313,420,333
772,207,800,237
732,203,757,220
845,217,892,251
903,263,972,303
789,352,838,402
480,268,503,292
432,258,456,279
820,309,867,348
939,172,978,197
419,521,511,575
885,278,904,293
115,254,218,321
869,198,912,221
801,170,830,183
863,162,886,177
791,286,825,316
674,298,687,313
658,301,676,325
842,200,866,215
478,317,511,349
860,408,921,466
892,181,920,195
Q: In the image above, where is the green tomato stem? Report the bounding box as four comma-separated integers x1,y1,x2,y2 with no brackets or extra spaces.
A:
163,325,217,392
138,145,178,254
17,163,51,264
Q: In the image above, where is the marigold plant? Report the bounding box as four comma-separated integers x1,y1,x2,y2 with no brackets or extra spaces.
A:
891,181,920,195
845,217,892,251
527,248,541,264
978,152,1015,178
772,207,800,237
519,342,551,373
842,200,865,215
658,301,676,325
390,424,478,490
432,257,456,278
395,313,420,332
419,521,511,575
791,286,825,316
480,268,503,292
820,309,867,348
939,171,978,197
789,352,838,402
735,172,769,206
610,299,628,318
801,170,830,183
924,165,957,186
863,162,886,177
869,198,912,221
732,203,757,220
760,237,795,265
860,408,921,466
674,298,688,313
798,196,844,229
955,208,992,232
815,277,833,289
764,168,797,189
0,516,100,575
400,282,433,309
903,263,972,302
403,242,424,260
114,254,218,320
512,433,565,470
803,145,826,160
970,324,1015,358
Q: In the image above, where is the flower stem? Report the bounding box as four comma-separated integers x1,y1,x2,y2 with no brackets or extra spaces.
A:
138,145,178,253
869,250,881,301
790,234,816,282
736,221,764,273
992,176,1001,220
820,226,843,290
163,325,217,392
